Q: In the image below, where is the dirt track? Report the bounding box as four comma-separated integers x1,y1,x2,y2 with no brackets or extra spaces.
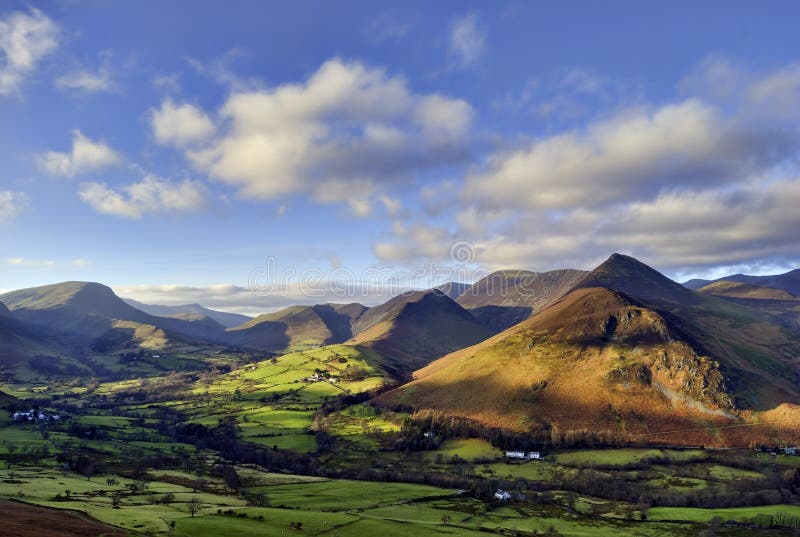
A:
0,500,127,536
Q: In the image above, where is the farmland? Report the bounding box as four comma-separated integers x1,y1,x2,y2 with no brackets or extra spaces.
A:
2,343,800,536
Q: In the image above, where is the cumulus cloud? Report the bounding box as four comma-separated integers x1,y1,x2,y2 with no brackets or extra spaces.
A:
150,99,215,147
39,130,122,177
377,60,800,275
78,175,207,218
447,13,486,68
0,8,58,96
465,98,789,211
0,190,28,222
188,58,473,210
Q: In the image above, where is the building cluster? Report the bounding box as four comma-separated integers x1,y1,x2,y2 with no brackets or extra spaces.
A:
11,409,63,423
505,450,542,460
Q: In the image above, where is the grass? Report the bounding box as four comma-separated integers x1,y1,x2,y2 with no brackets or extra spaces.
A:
555,449,707,467
425,438,503,461
648,504,800,523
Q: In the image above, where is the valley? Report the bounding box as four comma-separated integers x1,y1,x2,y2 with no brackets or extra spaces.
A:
2,254,800,535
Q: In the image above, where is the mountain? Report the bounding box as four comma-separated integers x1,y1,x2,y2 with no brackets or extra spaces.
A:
574,254,699,306
683,268,800,295
456,269,588,332
0,282,225,351
227,303,367,351
573,254,800,408
348,290,492,378
698,281,797,301
434,282,472,300
123,298,252,328
378,254,800,446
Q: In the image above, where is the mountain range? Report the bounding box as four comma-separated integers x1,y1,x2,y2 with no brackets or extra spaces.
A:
3,254,800,445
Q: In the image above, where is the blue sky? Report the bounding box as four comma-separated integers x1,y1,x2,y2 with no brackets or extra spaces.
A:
1,1,800,314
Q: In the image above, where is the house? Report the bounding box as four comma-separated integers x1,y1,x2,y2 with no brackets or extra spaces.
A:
423,431,435,439
494,489,512,501
782,447,798,455
505,450,542,460
151,354,161,359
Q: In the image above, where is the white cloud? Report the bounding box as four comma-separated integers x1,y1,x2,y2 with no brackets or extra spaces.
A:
0,190,28,222
153,73,181,93
55,53,113,93
448,13,486,68
465,99,790,211
5,257,55,267
115,280,400,317
39,130,122,177
378,195,401,215
79,175,207,219
377,60,800,274
189,59,473,210
0,8,58,96
71,258,90,267
150,99,215,147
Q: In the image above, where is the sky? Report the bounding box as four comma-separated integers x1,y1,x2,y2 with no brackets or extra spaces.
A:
1,0,800,314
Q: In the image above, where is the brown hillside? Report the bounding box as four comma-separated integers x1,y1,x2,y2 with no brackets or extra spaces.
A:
378,287,800,446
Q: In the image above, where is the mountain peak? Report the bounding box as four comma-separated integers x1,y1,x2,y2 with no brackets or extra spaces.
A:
575,253,697,305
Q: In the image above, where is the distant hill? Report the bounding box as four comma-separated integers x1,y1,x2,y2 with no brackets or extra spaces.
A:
124,299,252,328
227,303,367,351
456,269,588,332
349,290,492,378
683,268,800,296
698,281,797,301
0,282,226,352
378,254,800,446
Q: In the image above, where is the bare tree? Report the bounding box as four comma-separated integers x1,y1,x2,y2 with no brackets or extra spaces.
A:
187,497,202,517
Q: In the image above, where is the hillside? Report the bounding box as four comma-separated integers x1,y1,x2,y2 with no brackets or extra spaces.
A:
684,268,800,295
456,269,588,332
227,303,367,351
698,281,797,301
123,298,252,328
378,255,800,446
348,290,492,378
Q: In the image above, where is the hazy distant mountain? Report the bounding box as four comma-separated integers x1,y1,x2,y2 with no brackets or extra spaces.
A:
683,268,800,296
378,254,800,446
123,298,252,328
456,269,588,332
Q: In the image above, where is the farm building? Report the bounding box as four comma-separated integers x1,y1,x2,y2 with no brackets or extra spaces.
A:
494,489,512,501
505,450,542,460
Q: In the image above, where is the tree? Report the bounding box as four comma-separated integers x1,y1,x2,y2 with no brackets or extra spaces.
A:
187,497,202,517
160,492,176,504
